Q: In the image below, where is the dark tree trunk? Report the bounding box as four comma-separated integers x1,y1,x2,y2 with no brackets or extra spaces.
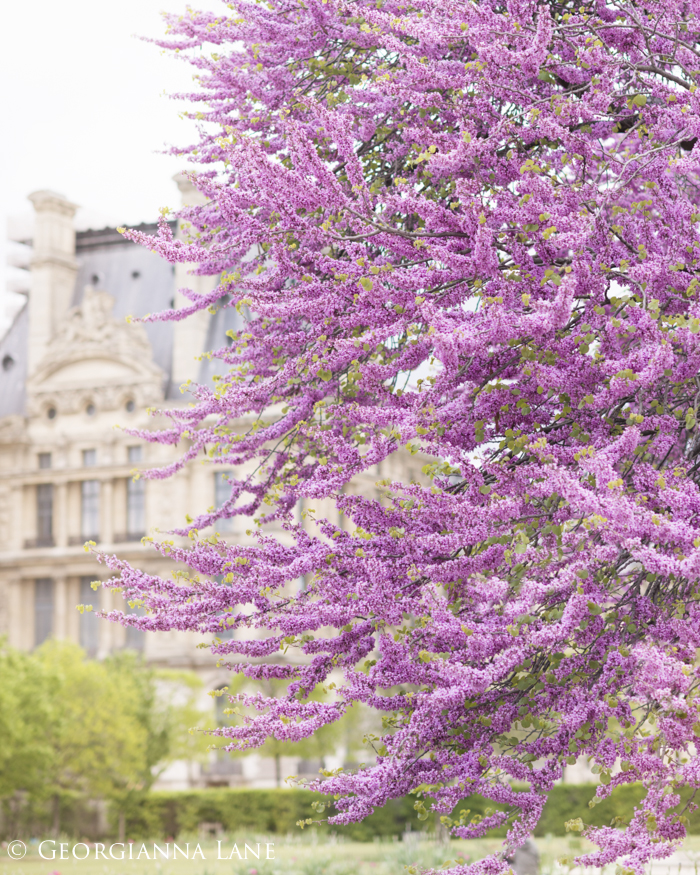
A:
51,794,60,838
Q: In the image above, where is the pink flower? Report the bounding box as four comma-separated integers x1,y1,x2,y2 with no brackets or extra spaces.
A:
105,1,700,873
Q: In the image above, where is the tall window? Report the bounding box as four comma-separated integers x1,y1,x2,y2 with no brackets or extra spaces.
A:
214,472,234,532
79,576,100,657
82,448,97,467
125,606,145,651
35,578,54,646
38,452,51,469
127,478,145,538
127,445,142,464
81,480,100,540
36,484,54,546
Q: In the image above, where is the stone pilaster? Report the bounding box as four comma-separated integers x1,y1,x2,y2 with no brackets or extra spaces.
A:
170,174,219,388
27,190,78,376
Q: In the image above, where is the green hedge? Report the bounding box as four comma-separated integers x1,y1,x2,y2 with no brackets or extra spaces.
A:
113,789,422,841
112,783,699,841
4,785,697,842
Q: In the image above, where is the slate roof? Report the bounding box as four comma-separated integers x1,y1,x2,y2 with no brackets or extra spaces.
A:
72,223,177,391
0,305,29,418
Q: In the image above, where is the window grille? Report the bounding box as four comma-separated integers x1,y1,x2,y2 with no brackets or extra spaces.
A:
35,578,54,646
127,478,145,538
81,480,100,539
37,484,54,546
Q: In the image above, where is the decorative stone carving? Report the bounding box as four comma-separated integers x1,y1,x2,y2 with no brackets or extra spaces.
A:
0,416,28,445
47,287,153,358
26,287,164,418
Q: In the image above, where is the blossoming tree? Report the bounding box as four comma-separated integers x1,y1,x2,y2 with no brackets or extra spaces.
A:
105,0,700,870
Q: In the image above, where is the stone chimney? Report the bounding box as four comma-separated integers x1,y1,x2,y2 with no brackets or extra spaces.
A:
171,174,219,388
27,190,79,375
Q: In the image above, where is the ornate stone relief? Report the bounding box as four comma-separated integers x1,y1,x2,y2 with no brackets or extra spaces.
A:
26,287,165,417
0,416,28,445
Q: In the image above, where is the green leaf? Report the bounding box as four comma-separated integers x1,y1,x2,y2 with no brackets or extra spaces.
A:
565,818,584,832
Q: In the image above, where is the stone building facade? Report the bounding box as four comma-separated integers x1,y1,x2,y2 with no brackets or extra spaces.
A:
0,181,425,788
0,182,277,787
0,182,232,666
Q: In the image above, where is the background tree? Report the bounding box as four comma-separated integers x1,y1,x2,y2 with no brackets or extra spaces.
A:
0,642,54,831
34,642,150,836
0,641,210,837
105,0,700,872
99,651,211,841
161,667,218,780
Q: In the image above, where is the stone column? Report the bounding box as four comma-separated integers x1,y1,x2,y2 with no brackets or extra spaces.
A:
54,576,67,639
6,579,22,648
99,587,121,654
171,174,219,388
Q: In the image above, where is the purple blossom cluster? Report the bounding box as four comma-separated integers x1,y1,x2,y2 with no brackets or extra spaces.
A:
98,0,700,871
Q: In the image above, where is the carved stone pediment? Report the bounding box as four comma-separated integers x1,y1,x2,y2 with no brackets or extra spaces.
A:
27,287,165,417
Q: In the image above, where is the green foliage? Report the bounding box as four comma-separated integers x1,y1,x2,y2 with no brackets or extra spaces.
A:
34,641,148,804
5,782,700,842
0,644,55,798
0,640,213,836
109,784,700,842
114,788,427,840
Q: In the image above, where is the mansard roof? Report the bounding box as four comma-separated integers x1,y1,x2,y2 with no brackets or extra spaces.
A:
0,219,242,417
0,305,28,418
73,222,177,391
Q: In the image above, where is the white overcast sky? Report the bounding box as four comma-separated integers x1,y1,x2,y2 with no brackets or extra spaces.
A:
1,0,220,318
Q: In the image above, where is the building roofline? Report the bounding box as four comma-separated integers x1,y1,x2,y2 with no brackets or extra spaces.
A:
76,221,177,252
12,220,177,250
